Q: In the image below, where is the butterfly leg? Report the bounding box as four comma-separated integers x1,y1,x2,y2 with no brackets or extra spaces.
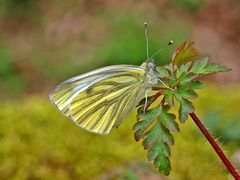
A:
143,89,150,113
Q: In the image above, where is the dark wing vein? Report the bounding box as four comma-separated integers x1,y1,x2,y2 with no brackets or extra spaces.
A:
69,76,146,134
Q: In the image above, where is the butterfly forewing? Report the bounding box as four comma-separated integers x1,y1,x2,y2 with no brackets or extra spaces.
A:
49,65,148,134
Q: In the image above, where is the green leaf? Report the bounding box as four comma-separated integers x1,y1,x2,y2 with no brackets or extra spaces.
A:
133,106,162,141
134,118,173,175
190,57,231,75
156,66,170,78
172,41,198,65
177,72,196,84
163,90,174,106
154,155,171,175
143,121,173,175
175,95,194,123
142,121,174,149
180,80,206,89
177,86,198,99
159,105,179,132
147,141,170,161
157,121,174,145
190,57,209,74
176,62,192,78
201,64,231,74
168,75,178,87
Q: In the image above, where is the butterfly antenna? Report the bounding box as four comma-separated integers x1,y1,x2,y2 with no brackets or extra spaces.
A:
150,40,173,59
144,22,149,59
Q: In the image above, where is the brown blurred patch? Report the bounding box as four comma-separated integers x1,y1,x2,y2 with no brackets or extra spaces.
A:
193,0,240,83
14,59,48,94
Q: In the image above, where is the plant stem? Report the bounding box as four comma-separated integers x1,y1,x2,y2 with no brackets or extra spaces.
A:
189,112,240,180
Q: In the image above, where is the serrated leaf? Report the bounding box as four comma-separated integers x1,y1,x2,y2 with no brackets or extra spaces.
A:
157,121,174,145
201,64,231,74
185,90,198,99
142,121,173,148
137,106,162,121
177,97,194,123
179,100,194,123
172,41,198,65
156,66,170,78
180,80,206,89
147,141,170,161
142,127,158,149
190,57,209,74
190,57,231,75
141,121,173,175
177,72,196,84
177,86,198,99
154,155,171,175
176,62,192,78
134,108,174,175
159,105,179,132
142,124,159,149
163,90,174,106
133,106,162,141
168,76,178,87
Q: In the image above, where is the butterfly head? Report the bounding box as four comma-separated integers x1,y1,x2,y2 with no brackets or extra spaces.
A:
140,59,159,87
140,58,156,71
146,58,156,70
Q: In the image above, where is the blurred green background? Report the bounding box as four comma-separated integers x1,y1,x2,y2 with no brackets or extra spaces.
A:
0,0,240,179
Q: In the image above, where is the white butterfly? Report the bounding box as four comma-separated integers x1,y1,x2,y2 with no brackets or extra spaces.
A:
49,23,172,134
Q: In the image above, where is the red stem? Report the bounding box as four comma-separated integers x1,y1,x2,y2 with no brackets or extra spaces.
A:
189,112,240,180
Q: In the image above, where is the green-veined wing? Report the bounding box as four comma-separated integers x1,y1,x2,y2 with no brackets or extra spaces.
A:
49,65,149,134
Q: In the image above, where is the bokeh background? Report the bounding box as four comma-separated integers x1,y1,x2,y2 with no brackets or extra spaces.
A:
0,0,240,179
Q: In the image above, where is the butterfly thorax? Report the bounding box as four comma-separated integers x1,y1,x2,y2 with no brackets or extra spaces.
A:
140,59,159,87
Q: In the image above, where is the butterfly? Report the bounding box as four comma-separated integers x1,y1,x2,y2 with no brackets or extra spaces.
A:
49,23,172,134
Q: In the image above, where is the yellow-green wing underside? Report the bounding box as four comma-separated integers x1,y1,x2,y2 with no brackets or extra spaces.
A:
49,65,148,134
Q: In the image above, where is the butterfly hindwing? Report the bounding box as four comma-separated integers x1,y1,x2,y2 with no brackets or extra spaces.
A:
49,65,148,134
